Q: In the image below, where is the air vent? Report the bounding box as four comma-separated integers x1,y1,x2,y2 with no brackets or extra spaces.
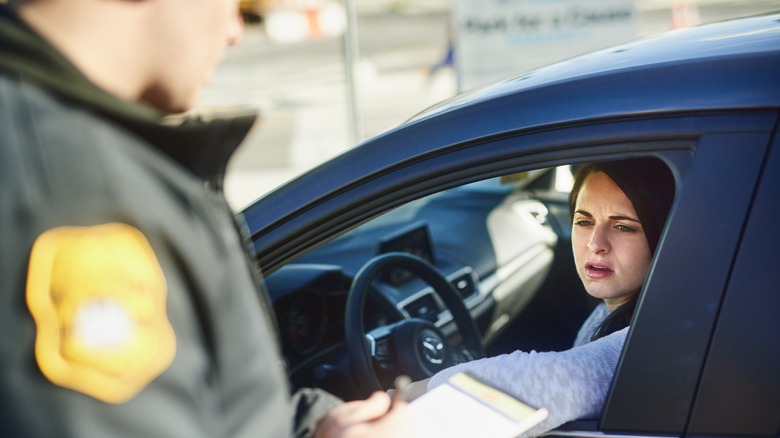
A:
450,272,476,300
403,294,440,322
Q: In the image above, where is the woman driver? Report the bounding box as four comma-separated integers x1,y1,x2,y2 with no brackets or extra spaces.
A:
410,158,675,437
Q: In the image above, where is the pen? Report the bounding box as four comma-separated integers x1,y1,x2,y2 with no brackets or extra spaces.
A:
391,374,412,407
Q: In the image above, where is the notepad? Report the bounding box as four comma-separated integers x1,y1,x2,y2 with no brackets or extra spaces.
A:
409,372,548,438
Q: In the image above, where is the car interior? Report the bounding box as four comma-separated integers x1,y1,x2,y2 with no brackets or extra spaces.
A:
262,164,603,401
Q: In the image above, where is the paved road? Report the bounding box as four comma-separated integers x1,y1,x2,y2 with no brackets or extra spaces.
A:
197,0,780,209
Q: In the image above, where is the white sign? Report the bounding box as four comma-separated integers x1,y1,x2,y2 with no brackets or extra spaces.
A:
452,0,638,91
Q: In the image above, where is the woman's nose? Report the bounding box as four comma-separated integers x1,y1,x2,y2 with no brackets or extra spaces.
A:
587,226,610,254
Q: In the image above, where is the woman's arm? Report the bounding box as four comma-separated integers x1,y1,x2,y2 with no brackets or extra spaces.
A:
427,327,629,437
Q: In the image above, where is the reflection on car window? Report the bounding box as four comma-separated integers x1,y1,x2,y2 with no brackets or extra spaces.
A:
452,177,507,193
555,165,574,193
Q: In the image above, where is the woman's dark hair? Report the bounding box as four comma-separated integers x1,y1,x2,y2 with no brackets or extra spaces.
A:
568,158,675,340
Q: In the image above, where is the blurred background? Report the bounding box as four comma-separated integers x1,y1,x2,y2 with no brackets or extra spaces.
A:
195,0,780,210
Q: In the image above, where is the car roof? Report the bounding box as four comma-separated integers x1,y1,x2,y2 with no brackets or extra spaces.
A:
410,12,780,132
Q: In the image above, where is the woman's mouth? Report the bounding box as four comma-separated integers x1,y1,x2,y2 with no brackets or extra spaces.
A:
585,262,614,279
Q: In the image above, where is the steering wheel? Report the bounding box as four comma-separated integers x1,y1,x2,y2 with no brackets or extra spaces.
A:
344,252,485,394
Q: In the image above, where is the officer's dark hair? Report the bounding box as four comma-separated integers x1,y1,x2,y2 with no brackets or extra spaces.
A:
568,158,675,341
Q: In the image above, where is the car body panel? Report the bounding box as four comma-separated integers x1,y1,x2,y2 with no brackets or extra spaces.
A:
686,133,780,436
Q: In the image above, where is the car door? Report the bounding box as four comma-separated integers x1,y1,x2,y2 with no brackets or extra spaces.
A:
683,130,780,437
594,113,778,437
246,108,776,434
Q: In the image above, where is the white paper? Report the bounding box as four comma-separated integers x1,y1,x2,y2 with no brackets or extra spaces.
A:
409,373,548,438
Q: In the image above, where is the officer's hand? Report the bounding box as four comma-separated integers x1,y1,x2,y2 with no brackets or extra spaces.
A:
314,391,418,438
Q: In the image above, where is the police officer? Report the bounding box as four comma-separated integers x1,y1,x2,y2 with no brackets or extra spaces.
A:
0,0,412,436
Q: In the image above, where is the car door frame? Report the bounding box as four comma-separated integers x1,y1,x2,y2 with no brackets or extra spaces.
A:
246,110,778,435
682,124,780,437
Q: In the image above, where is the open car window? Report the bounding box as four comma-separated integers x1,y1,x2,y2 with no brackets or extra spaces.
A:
262,157,678,406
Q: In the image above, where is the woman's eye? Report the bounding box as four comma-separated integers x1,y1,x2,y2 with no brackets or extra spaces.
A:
574,220,593,227
615,224,636,233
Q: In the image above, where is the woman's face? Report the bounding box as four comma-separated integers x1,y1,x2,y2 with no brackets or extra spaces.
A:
571,171,652,312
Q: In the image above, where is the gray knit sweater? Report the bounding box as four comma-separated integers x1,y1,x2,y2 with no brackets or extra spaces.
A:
427,303,627,437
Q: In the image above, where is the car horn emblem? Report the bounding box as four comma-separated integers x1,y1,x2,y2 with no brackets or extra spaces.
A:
421,335,445,365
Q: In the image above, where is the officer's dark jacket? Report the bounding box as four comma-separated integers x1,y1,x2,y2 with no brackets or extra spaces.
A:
0,7,336,437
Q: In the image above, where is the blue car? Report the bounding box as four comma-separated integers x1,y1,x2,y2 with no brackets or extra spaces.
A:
242,13,780,437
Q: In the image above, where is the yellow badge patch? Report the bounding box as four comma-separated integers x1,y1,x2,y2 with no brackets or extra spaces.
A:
26,223,176,403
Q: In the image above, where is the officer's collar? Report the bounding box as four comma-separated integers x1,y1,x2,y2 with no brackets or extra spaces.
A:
125,111,258,188
0,6,258,184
